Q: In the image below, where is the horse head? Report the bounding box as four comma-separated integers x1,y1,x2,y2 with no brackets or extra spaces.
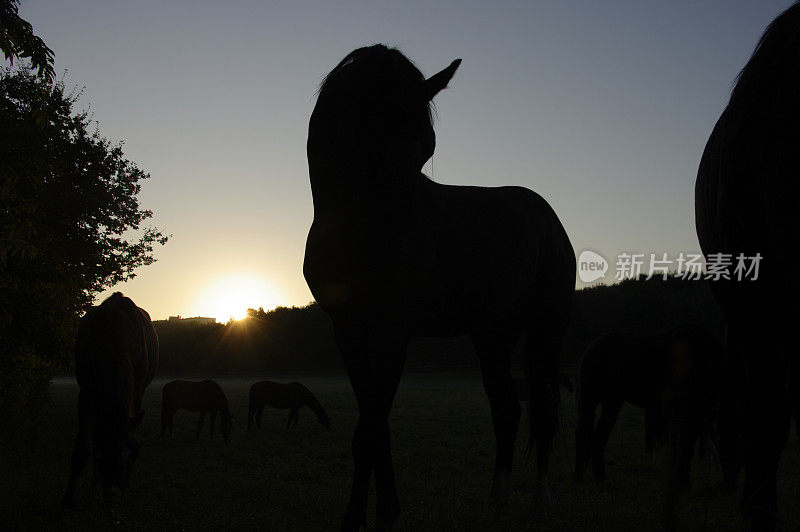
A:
317,412,332,430
222,414,233,444
311,45,461,182
94,408,145,492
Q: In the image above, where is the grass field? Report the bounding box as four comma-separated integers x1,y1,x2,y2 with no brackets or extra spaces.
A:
2,371,799,530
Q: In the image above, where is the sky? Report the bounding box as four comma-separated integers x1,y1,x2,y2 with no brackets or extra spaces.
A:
11,0,795,321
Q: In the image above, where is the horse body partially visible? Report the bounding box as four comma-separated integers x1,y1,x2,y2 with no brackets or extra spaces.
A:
160,379,232,444
304,45,575,529
247,381,330,430
695,4,800,528
573,324,723,484
62,292,159,507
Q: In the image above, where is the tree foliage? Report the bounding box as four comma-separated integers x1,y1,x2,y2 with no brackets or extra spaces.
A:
0,67,167,417
0,0,54,83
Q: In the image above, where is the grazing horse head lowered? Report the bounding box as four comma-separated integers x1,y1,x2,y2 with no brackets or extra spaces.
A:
62,292,159,508
695,2,800,529
160,379,233,444
304,44,575,530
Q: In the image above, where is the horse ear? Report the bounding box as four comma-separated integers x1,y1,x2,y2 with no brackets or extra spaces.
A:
422,59,461,101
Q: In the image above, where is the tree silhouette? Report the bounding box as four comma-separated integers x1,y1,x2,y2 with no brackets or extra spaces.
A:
0,1,54,83
0,68,167,420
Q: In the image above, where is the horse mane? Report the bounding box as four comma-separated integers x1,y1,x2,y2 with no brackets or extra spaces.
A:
731,2,800,110
315,43,434,125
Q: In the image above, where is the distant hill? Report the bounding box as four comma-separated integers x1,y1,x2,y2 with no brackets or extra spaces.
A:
153,275,724,375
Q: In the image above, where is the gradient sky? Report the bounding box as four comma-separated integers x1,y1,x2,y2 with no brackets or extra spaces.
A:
11,0,794,320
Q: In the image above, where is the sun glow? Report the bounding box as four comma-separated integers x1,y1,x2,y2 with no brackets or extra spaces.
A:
194,273,282,323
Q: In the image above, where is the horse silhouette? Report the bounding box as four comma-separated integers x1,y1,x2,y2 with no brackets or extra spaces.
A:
573,324,723,487
160,380,232,444
695,3,800,528
62,292,159,508
247,381,331,430
304,44,575,529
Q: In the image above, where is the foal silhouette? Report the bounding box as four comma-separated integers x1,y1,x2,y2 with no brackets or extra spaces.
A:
304,44,575,529
160,380,232,444
63,293,158,507
572,324,723,485
695,3,800,528
247,381,331,430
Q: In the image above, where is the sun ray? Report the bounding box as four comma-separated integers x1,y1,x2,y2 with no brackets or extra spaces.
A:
194,273,282,323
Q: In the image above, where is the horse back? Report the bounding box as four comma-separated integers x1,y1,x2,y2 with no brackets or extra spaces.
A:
75,292,158,419
250,380,309,409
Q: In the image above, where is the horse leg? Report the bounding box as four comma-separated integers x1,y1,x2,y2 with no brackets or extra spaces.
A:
63,389,97,508
248,399,255,431
645,407,662,454
209,411,216,439
574,386,597,482
336,324,407,532
591,399,623,481
736,327,790,531
256,406,263,430
294,407,300,427
196,411,206,438
472,331,520,512
718,344,745,492
286,410,292,429
526,316,568,514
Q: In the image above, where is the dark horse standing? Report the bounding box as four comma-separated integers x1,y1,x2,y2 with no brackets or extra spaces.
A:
247,381,331,430
572,324,723,485
160,380,232,444
695,3,800,529
304,45,575,529
62,292,159,507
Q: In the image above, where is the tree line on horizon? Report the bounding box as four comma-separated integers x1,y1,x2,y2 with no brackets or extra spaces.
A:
152,274,724,376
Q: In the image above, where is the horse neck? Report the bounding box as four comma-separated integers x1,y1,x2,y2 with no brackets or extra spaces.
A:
304,391,325,417
215,392,231,419
307,131,421,217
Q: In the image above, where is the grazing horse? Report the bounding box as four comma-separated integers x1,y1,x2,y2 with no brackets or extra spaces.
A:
695,3,800,528
573,324,723,485
304,44,575,529
160,380,232,444
62,292,159,507
247,381,331,430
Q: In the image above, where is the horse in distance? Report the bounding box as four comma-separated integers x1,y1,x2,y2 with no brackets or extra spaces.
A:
573,324,723,485
160,380,233,444
62,292,159,508
247,381,331,430
304,44,575,530
695,3,800,528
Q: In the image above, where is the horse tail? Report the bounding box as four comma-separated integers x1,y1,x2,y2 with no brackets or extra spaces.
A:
522,310,569,469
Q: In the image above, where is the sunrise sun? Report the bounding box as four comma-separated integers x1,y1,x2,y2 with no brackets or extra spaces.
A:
194,273,282,322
